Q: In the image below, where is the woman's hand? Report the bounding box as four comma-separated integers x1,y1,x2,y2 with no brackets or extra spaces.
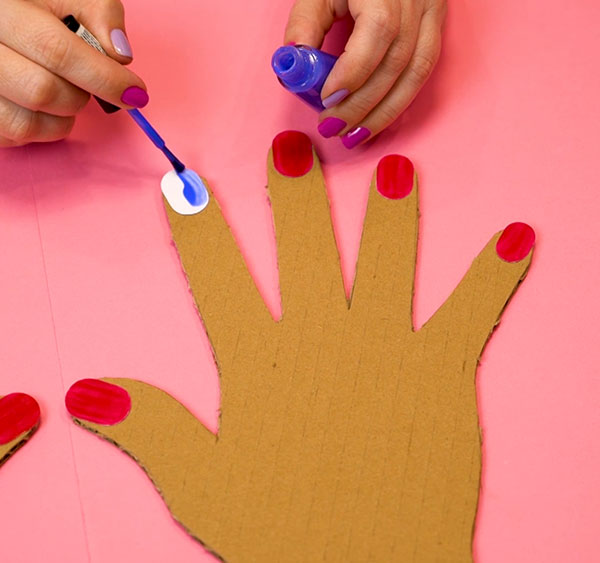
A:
284,0,447,148
0,0,147,147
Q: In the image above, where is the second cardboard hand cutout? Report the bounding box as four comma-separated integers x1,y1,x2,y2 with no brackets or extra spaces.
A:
66,131,534,562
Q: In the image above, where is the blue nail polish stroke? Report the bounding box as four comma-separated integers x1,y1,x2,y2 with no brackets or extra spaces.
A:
128,109,207,206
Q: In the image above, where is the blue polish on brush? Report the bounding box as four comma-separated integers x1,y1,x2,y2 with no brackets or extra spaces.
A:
127,109,207,206
62,14,207,209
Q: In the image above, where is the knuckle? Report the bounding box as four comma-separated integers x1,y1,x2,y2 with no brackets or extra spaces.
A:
353,60,376,84
368,9,400,42
6,109,36,143
35,29,72,72
408,51,437,85
384,42,413,75
343,93,372,118
377,104,401,126
24,73,57,111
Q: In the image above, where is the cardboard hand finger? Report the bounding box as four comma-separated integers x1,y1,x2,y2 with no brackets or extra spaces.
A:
0,393,40,467
65,378,217,517
424,222,534,357
268,131,345,319
66,136,535,563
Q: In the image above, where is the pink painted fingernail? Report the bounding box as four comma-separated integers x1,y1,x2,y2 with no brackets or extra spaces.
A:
496,222,535,262
110,29,133,58
272,130,314,177
376,155,415,199
0,393,40,445
120,86,149,108
65,379,131,425
317,116,346,138
341,126,371,149
322,88,350,109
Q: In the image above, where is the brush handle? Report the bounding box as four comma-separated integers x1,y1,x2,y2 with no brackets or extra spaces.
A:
128,109,186,173
127,109,164,148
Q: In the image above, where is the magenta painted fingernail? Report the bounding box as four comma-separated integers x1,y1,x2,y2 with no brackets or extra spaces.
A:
110,29,133,58
496,222,535,262
65,379,131,425
0,393,40,445
317,117,346,138
120,86,149,108
322,88,350,109
377,155,415,199
341,126,371,149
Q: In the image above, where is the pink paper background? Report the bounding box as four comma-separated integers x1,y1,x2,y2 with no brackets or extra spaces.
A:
1,0,599,561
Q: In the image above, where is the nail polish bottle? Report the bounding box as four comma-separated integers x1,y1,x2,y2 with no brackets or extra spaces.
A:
271,45,337,111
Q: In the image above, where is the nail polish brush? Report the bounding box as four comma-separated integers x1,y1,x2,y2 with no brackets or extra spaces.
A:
63,15,208,209
126,109,207,206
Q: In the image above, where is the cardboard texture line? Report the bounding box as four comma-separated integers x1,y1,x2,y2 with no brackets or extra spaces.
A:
70,137,533,562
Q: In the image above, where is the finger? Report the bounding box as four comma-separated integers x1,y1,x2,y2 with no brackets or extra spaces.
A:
268,131,346,321
338,8,443,148
0,393,41,467
0,0,148,109
163,177,272,411
317,20,419,139
283,0,337,48
0,135,21,147
0,95,75,144
65,378,218,537
39,0,133,62
320,1,401,105
75,0,134,63
0,42,89,117
422,223,535,357
350,155,419,335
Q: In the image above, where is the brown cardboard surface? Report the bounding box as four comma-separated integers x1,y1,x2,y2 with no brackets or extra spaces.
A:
0,430,36,467
72,144,533,562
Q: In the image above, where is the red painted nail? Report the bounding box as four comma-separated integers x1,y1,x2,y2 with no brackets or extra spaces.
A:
272,131,313,177
65,379,131,425
376,155,415,199
496,222,535,262
0,393,40,445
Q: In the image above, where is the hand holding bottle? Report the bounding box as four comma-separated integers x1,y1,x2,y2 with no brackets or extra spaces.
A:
284,0,447,148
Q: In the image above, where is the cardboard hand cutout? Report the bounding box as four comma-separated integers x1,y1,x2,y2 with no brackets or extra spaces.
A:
66,131,535,562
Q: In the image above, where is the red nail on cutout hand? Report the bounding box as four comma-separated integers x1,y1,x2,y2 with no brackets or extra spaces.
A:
66,379,131,425
376,155,415,199
0,393,40,445
496,222,536,262
272,131,313,177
